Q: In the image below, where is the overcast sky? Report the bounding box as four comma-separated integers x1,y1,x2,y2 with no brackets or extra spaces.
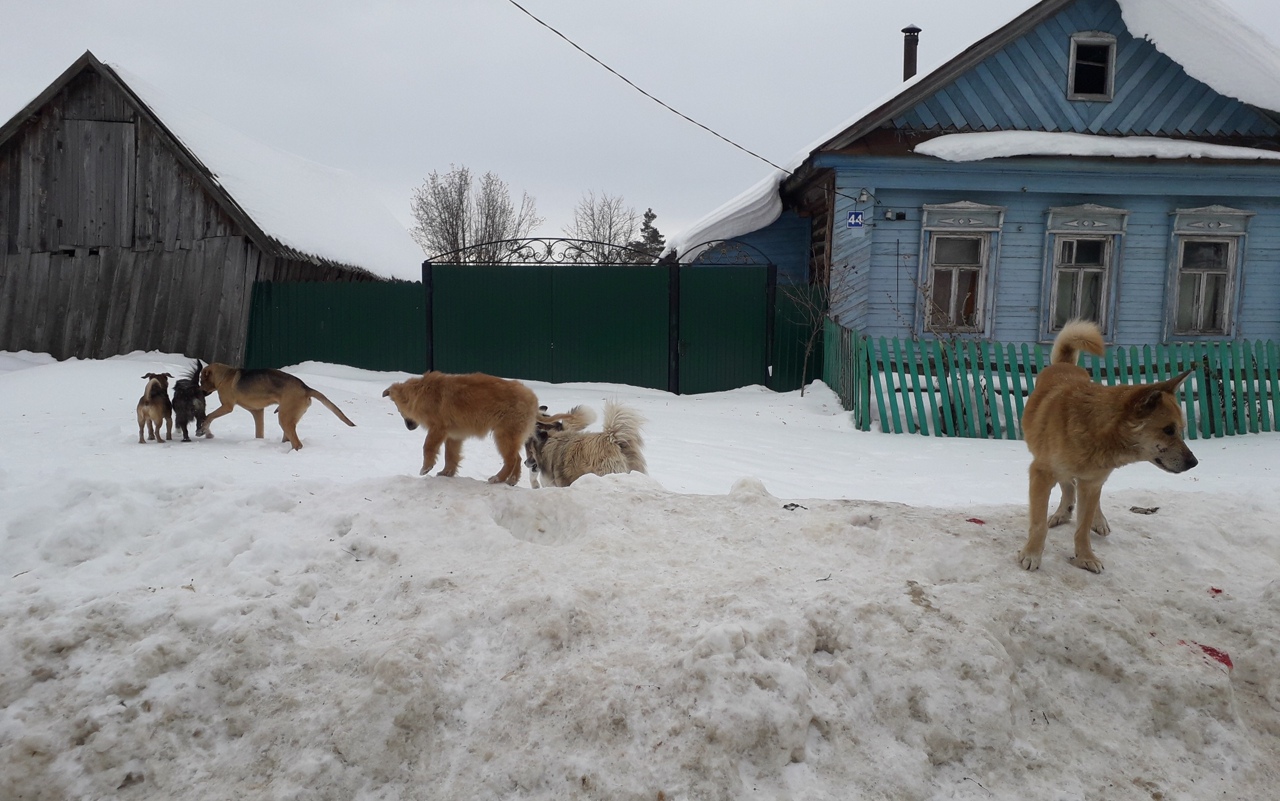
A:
2,0,1277,243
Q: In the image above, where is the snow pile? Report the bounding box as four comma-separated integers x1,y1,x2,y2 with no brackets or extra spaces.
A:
915,130,1280,162
1,352,1278,800
108,64,423,282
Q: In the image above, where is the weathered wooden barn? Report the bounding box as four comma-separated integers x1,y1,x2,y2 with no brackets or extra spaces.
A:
0,51,421,364
670,0,1280,347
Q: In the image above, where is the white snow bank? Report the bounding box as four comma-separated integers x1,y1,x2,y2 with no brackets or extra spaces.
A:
1,352,1278,799
916,130,1280,162
1121,0,1280,112
110,65,423,282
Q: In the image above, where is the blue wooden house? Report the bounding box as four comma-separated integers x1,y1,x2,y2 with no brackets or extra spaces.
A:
672,0,1280,348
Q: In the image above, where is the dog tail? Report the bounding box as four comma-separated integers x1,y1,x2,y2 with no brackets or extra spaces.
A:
184,358,204,385
307,388,357,427
601,400,647,475
1051,319,1105,365
541,404,596,432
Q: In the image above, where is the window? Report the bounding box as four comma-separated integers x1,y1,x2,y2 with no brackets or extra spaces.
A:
1169,206,1252,338
1068,32,1116,101
1052,238,1108,328
1174,239,1234,335
1043,204,1127,337
920,202,1005,334
929,236,985,330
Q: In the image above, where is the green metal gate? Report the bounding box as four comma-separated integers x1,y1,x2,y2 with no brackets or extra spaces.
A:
677,264,771,394
428,260,670,388
243,238,808,395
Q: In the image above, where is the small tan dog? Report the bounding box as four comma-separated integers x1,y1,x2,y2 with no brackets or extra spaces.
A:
382,371,540,485
136,372,173,444
199,363,355,450
526,400,647,488
1019,320,1198,573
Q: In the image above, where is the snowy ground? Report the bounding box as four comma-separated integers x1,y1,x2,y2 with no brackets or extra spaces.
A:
1,350,1277,801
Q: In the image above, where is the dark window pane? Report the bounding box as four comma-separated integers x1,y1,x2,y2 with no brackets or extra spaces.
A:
1054,270,1076,329
930,270,953,327
1073,239,1105,266
1204,273,1227,333
1073,43,1111,95
957,269,981,327
934,236,981,266
1078,271,1102,322
1176,273,1199,333
1182,240,1229,272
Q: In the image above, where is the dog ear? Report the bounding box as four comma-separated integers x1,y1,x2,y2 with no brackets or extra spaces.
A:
1156,367,1196,393
381,388,391,397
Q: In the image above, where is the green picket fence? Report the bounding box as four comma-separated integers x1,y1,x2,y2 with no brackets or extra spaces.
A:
823,319,1280,440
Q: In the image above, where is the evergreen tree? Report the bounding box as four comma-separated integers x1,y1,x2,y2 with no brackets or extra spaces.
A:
625,208,665,263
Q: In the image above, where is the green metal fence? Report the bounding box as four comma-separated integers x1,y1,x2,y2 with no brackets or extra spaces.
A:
824,319,1280,439
243,264,817,394
244,280,427,373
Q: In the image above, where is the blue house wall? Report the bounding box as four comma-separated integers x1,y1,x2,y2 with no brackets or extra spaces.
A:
824,156,1280,344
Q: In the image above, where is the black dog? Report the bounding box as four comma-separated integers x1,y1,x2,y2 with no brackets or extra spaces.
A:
172,359,210,442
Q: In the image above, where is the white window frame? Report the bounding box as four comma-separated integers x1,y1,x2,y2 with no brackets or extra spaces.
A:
1167,206,1252,339
1068,32,1117,102
1041,204,1128,340
918,202,1005,336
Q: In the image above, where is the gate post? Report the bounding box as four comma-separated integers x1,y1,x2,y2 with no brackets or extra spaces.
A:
422,260,434,372
668,261,681,394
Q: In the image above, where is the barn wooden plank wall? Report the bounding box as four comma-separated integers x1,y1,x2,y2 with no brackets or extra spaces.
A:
0,59,377,365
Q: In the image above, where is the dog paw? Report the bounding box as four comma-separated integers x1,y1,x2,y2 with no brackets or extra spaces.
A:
1071,555,1104,573
1047,511,1072,527
1018,550,1042,571
419,466,431,476
1092,517,1111,537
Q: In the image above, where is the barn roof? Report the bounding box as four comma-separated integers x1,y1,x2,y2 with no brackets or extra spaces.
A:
666,0,1280,257
0,51,422,281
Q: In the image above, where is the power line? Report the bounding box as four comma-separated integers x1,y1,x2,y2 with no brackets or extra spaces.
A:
502,0,790,175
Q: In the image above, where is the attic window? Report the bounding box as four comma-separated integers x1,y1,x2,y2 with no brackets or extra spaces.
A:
1068,32,1116,101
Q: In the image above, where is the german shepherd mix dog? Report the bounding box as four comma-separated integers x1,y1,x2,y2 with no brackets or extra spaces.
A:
382,371,540,485
1019,320,1198,573
527,400,647,488
136,372,173,444
172,359,210,442
526,405,595,488
199,363,356,450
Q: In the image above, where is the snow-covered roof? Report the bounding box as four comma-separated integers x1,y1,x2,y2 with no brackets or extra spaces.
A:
107,65,423,281
916,131,1280,162
666,0,1280,258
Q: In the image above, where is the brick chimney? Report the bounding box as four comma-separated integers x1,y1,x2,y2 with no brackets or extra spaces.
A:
902,25,922,81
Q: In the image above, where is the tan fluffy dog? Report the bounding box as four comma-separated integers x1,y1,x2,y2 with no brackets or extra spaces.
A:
382,371,539,485
199,363,356,450
136,372,173,444
525,405,595,488
527,400,647,488
1019,320,1198,573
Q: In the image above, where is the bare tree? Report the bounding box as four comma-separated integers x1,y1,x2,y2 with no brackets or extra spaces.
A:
411,165,543,263
562,191,640,263
778,255,857,396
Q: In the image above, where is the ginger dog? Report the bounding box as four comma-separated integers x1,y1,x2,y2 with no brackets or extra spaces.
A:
382,371,539,485
1019,320,1198,573
199,363,355,450
136,372,173,443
